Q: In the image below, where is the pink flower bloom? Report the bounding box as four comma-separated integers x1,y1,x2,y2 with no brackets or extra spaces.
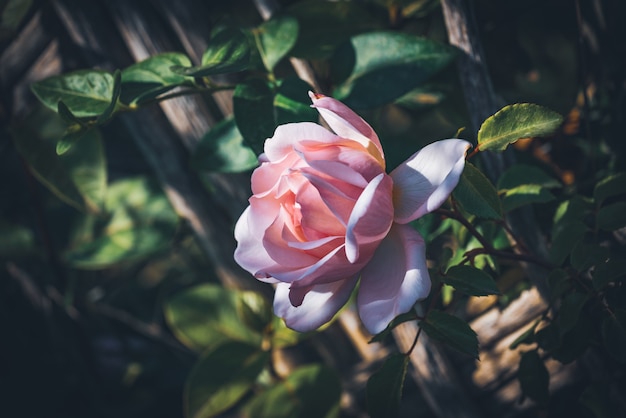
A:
234,92,470,334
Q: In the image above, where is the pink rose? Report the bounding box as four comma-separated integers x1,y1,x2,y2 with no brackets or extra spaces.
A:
234,92,470,334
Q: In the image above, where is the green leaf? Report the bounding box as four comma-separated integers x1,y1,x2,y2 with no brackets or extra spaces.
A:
0,0,33,40
366,354,409,418
64,177,177,268
332,31,457,108
121,53,193,105
287,0,383,59
547,268,570,303
97,69,121,123
242,365,341,418
477,103,563,152
570,242,609,271
0,221,35,257
518,350,549,406
501,184,555,212
592,259,626,290
191,118,258,173
558,292,589,336
509,320,539,350
498,164,562,190
552,314,593,364
11,107,107,213
452,162,502,219
597,202,626,231
233,79,275,155
164,284,263,352
443,265,500,296
549,221,587,266
602,309,626,363
270,315,309,349
274,77,318,125
236,291,273,334
253,15,298,71
593,172,626,205
394,83,448,110
31,70,115,117
420,310,479,358
174,27,250,77
185,341,270,418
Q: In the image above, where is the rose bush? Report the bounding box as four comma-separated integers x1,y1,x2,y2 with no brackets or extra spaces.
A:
234,92,470,334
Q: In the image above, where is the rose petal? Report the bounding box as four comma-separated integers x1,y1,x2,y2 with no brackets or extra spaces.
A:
357,224,431,334
345,173,394,263
391,139,471,224
309,92,385,166
233,206,279,283
264,122,339,162
274,275,358,332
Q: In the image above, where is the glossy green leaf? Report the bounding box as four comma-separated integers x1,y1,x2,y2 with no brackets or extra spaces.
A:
452,162,502,219
518,350,549,406
174,27,250,77
191,118,258,173
97,69,121,123
443,265,500,296
597,202,626,231
56,123,90,156
274,77,318,125
64,177,177,268
12,107,106,213
242,365,341,418
420,310,479,358
165,284,263,352
602,309,626,363
233,79,275,155
185,341,270,418
477,103,563,152
236,291,273,334
593,172,626,205
121,53,192,105
549,220,587,266
31,70,115,117
332,31,456,108
253,15,298,71
287,0,383,59
366,354,409,418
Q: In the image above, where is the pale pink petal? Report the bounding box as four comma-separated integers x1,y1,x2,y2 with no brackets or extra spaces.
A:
357,224,431,335
233,206,279,283
264,122,339,161
345,174,394,263
262,207,319,268
274,275,358,332
309,92,385,166
391,139,471,224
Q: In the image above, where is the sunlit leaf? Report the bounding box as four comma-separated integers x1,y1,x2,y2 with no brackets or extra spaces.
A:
420,310,479,358
64,177,177,268
332,32,456,108
501,184,555,212
253,15,298,71
31,70,115,117
477,103,563,152
593,172,626,205
443,265,500,296
242,365,341,418
452,162,502,219
165,284,263,352
185,341,270,418
11,107,107,213
233,79,275,155
121,53,192,105
191,118,258,173
518,350,549,406
174,27,250,77
366,354,409,418
270,316,309,349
